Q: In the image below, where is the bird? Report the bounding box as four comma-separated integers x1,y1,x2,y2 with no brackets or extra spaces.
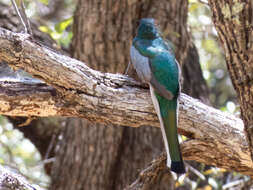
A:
130,18,185,174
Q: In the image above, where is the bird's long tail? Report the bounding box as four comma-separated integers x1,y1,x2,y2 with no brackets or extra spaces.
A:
150,86,185,174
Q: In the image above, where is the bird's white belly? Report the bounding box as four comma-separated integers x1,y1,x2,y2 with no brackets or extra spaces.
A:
130,46,152,83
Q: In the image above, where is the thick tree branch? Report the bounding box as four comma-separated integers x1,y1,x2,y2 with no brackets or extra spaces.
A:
0,27,252,176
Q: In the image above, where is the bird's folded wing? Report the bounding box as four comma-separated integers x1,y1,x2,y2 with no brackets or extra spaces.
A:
150,76,174,100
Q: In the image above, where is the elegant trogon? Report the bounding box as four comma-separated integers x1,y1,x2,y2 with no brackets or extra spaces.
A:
130,18,185,174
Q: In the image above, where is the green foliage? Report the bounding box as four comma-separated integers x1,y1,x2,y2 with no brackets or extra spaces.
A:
201,39,219,54
55,17,72,33
188,0,237,112
188,2,200,13
0,115,7,125
39,17,73,48
0,116,50,189
38,0,49,5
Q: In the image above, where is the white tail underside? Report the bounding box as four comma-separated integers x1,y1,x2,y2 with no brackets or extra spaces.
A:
149,85,171,167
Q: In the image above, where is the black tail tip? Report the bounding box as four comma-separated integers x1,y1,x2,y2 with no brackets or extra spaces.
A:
171,161,186,174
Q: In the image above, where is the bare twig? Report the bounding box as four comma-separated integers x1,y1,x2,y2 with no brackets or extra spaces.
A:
223,178,249,189
44,134,56,160
10,0,28,33
10,0,33,35
124,61,132,75
19,0,33,35
185,163,205,181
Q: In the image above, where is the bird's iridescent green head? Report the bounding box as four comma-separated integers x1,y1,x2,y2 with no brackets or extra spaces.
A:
136,18,159,39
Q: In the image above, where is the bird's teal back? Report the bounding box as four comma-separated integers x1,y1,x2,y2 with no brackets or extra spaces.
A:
133,37,179,97
150,51,179,96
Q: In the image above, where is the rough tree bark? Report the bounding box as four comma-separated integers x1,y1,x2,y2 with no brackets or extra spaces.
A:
207,0,253,159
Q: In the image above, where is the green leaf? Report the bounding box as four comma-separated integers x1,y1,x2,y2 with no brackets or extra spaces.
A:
188,0,198,3
39,0,49,5
59,31,73,47
39,26,52,34
189,3,199,13
51,32,62,40
55,17,73,33
0,158,4,164
202,39,219,54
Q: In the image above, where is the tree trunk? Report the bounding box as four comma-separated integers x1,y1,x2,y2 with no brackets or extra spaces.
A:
50,0,209,189
207,0,253,159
